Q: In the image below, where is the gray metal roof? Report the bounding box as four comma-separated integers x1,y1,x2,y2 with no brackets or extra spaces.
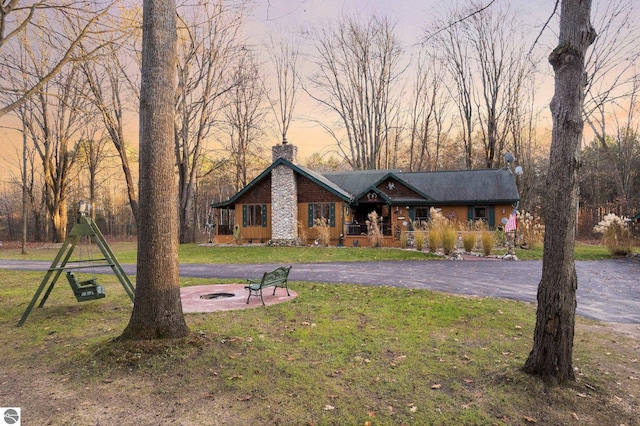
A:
396,169,519,203
211,161,519,208
323,168,519,204
322,170,400,198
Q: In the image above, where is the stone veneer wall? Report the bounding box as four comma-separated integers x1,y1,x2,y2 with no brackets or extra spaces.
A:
270,144,298,242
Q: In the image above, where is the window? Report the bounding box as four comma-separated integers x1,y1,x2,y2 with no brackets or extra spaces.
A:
467,205,495,228
414,207,431,226
312,203,330,222
308,203,336,227
473,207,488,221
243,204,267,227
217,208,235,235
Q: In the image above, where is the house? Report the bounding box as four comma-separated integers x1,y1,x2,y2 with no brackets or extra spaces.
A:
210,143,520,247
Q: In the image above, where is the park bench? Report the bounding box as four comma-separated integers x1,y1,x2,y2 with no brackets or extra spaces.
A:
245,266,291,305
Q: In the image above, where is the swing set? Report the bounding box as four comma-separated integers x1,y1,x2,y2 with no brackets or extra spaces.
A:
17,203,135,327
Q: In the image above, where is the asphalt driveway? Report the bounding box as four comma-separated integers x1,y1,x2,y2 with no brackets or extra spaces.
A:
2,257,638,324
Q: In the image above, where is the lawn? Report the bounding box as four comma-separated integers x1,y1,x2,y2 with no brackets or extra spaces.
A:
0,240,632,263
2,265,638,425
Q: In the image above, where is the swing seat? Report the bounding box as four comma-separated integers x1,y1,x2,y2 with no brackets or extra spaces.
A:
66,272,106,302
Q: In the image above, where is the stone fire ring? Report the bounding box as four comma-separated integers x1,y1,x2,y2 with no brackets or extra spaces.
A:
180,284,297,313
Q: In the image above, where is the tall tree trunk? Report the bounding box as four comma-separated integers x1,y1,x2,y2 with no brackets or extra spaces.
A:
179,182,195,244
121,0,189,340
52,200,68,243
21,128,28,254
523,0,596,383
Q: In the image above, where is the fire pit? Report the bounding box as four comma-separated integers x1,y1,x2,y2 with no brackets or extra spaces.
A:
180,284,297,313
199,292,235,300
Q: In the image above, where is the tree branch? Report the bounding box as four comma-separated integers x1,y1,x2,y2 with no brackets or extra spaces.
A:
422,0,497,44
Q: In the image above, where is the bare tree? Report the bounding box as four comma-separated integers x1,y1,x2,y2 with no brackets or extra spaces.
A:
75,133,111,220
79,40,140,224
14,29,93,243
0,1,111,117
428,2,536,170
265,34,300,144
580,77,640,221
429,12,475,169
406,52,453,171
507,78,548,215
308,15,404,170
223,53,268,190
579,0,640,218
608,84,640,214
523,0,596,383
469,5,529,169
20,119,29,252
121,0,190,340
174,0,247,243
583,0,640,150
17,122,47,242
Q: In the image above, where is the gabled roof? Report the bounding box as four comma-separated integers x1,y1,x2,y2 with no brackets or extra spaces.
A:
211,160,519,208
322,170,401,198
210,158,352,208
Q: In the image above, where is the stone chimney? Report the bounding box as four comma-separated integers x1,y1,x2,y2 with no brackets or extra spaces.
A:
272,142,298,163
270,143,298,243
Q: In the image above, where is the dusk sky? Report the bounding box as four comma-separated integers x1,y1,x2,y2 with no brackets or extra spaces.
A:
239,0,638,159
243,0,562,157
248,0,555,41
0,1,636,176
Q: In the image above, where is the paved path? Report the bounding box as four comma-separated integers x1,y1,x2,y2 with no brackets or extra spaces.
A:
2,257,638,324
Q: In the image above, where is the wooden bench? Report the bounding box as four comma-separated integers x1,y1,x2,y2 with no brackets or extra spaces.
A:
66,272,106,302
245,266,291,305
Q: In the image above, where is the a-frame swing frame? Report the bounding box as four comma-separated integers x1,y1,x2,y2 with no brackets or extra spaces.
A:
17,216,136,327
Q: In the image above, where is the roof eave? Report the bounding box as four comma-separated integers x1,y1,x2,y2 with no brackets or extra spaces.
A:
210,158,353,208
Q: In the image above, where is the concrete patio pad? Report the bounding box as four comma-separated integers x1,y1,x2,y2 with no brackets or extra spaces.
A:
180,283,297,313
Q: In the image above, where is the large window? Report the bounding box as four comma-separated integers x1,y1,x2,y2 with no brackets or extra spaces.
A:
243,204,266,227
308,203,335,227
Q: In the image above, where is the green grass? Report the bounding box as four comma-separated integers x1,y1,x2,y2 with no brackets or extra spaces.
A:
2,270,637,424
1,243,440,263
2,240,634,263
494,242,632,260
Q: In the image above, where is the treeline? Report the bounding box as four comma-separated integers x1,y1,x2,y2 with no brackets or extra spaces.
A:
0,0,638,244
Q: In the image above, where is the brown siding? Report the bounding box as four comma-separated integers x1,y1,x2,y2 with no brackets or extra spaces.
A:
233,204,271,242
436,206,468,224
296,174,343,203
376,179,425,200
297,202,346,244
494,204,515,225
237,175,271,204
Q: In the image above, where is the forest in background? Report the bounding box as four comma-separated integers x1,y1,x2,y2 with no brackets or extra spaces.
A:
0,0,638,244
